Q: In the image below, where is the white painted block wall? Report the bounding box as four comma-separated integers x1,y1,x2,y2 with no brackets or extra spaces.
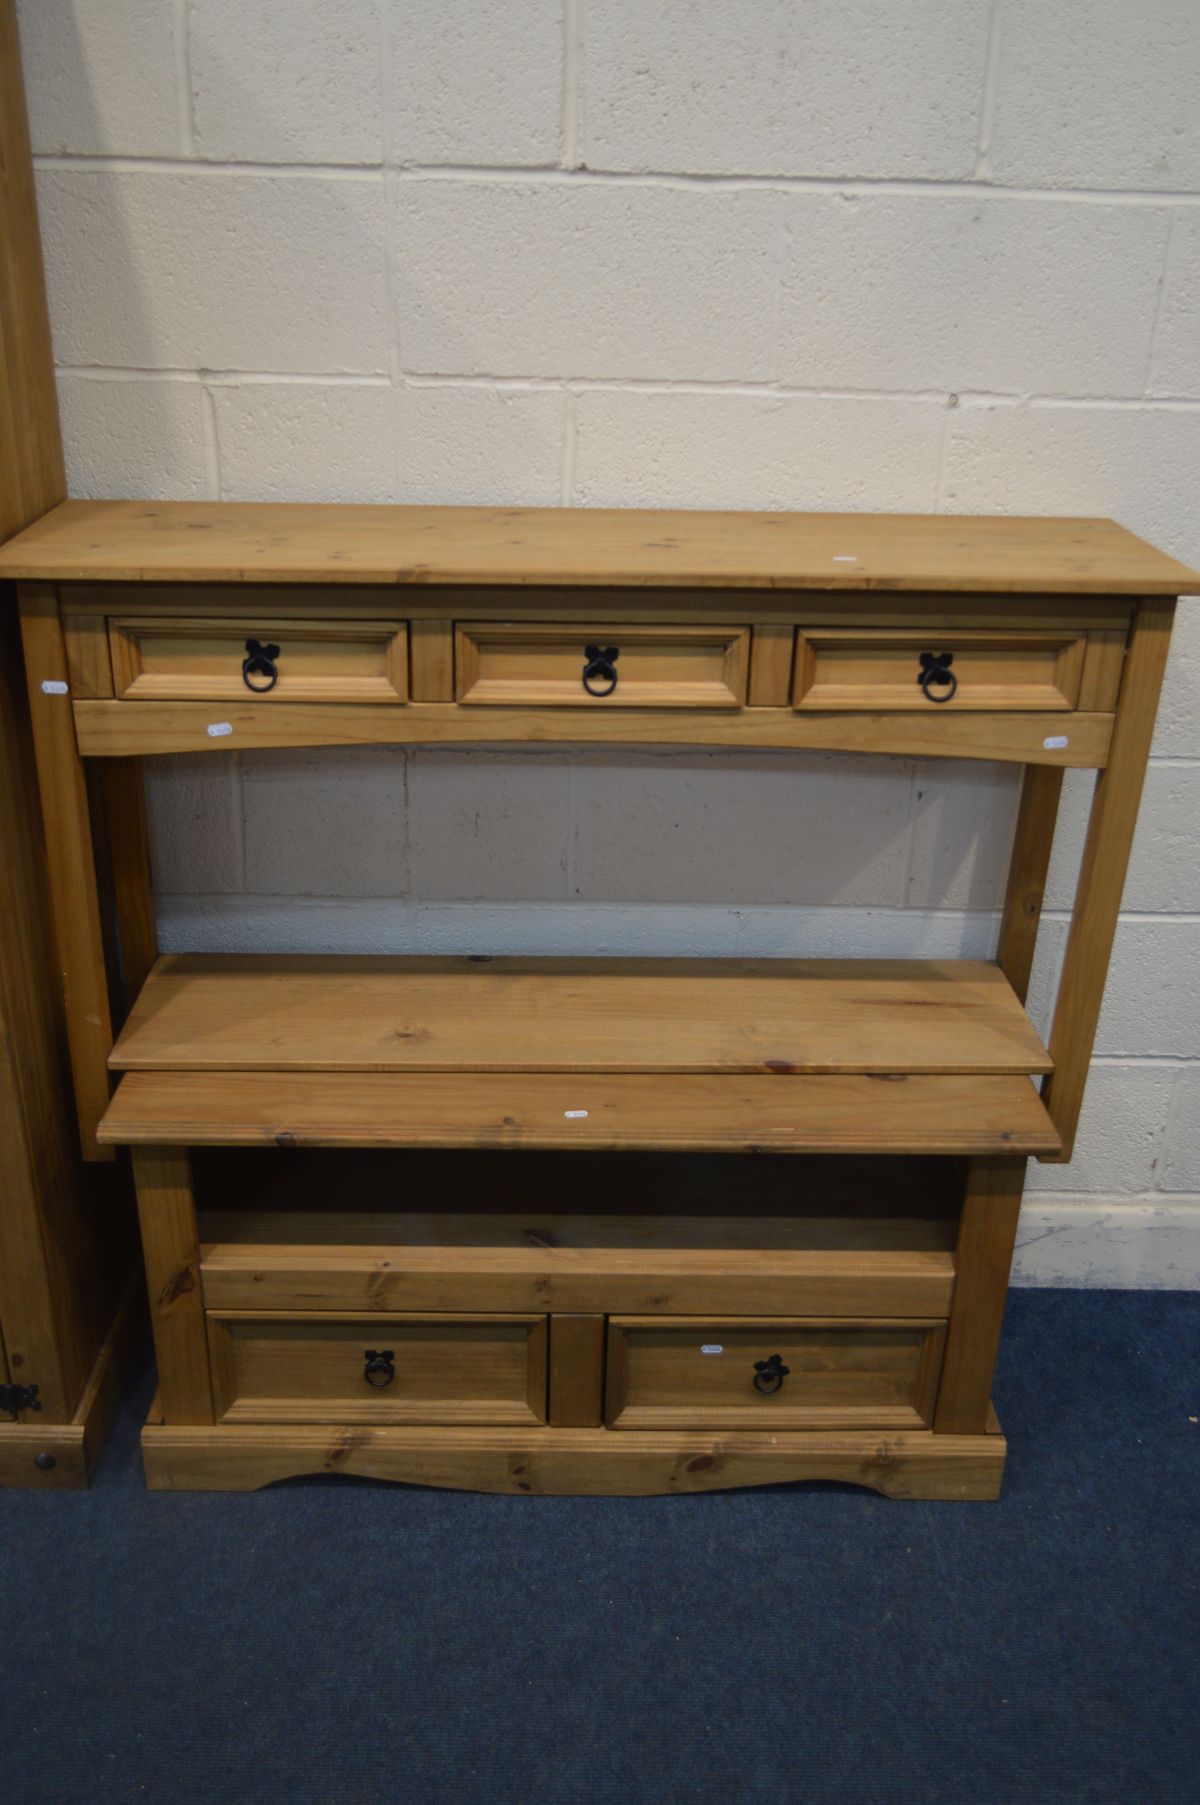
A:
17,0,1200,1285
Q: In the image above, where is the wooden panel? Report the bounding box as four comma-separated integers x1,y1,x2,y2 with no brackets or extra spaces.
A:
455,621,749,709
0,0,65,547
70,695,1117,767
17,583,115,1159
606,1316,945,1431
792,627,1087,712
200,1241,956,1319
997,764,1065,1005
207,1312,547,1426
132,1147,213,1425
62,614,113,697
548,1315,606,1426
1077,626,1127,712
408,616,454,700
1042,598,1176,1161
747,623,794,705
99,759,158,1009
108,954,1052,1078
933,1157,1025,1436
1,500,1195,594
141,1415,1008,1498
109,616,409,704
102,1068,1059,1157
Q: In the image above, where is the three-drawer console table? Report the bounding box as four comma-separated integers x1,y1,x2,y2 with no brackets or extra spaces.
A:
0,502,1193,1497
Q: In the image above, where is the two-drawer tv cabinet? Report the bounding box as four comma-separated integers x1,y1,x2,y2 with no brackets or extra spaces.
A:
1,502,1192,1497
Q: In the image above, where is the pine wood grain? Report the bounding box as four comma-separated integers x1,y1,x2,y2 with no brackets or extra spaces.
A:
1,501,1195,594
548,1315,606,1426
71,695,1119,766
100,1067,1059,1156
140,1417,1008,1498
997,764,1066,1004
108,955,1053,1079
933,1157,1026,1435
1042,598,1177,1160
131,1147,213,1425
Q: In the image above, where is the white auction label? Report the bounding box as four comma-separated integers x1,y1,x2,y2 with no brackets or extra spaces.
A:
41,679,68,695
563,1109,588,1119
700,1345,724,1356
207,723,234,738
1043,735,1068,750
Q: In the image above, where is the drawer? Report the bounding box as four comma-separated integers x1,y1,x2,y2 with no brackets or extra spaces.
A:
455,622,750,708
109,616,409,703
605,1316,945,1431
792,626,1089,712
207,1312,547,1425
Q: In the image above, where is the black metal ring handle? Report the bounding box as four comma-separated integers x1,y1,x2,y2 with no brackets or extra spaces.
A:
918,650,956,703
582,643,619,698
243,638,281,694
364,1349,395,1389
753,1353,791,1395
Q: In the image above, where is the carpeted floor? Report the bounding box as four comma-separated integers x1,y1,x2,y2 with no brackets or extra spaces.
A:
2,1287,1196,1805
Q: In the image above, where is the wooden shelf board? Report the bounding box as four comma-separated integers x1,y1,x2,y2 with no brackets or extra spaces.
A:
1,501,1195,594
109,954,1052,1078
99,1069,1060,1155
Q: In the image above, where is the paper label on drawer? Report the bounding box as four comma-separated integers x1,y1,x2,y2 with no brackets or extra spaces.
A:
700,1345,724,1356
207,722,234,738
41,679,68,695
1043,735,1068,750
563,1109,588,1119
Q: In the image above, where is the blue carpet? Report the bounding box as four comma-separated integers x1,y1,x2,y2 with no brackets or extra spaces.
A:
2,1288,1197,1805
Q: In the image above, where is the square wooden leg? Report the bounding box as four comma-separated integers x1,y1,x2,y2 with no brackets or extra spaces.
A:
131,1146,213,1425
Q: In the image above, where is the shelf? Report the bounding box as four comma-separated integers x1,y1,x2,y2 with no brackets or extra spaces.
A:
110,955,1052,1077
98,1069,1058,1155
2,500,1196,593
192,1149,960,1316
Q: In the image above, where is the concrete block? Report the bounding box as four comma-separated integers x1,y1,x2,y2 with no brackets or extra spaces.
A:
190,0,382,163
570,751,911,905
1160,1069,1200,1192
1046,764,1200,915
17,0,180,157
407,751,570,901
398,384,563,504
388,0,562,166
989,0,1200,191
1092,919,1200,1059
905,761,1021,911
394,180,780,379
1026,1065,1175,1194
571,390,945,510
942,400,1200,574
57,375,210,500
581,0,989,179
37,170,388,373
241,748,408,897
776,195,1168,395
214,383,398,502
145,755,243,895
1013,1201,1200,1288
1150,212,1200,399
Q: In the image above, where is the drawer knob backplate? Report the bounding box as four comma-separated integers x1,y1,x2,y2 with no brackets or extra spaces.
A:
243,637,281,693
753,1353,791,1395
363,1349,395,1389
582,644,620,697
917,650,957,702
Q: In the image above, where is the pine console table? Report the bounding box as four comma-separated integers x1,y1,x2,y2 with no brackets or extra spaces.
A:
1,502,1193,1497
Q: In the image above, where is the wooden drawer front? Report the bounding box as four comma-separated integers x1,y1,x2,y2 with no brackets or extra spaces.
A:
208,1313,547,1425
605,1316,945,1431
455,622,750,709
109,617,409,703
792,627,1087,712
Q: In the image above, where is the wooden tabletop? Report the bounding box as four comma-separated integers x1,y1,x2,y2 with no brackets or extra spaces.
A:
0,500,1195,594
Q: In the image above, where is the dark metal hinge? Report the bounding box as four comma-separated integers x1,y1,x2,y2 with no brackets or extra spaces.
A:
0,1382,41,1414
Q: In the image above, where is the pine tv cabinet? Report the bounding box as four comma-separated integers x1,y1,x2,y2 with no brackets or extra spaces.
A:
0,502,1193,1497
